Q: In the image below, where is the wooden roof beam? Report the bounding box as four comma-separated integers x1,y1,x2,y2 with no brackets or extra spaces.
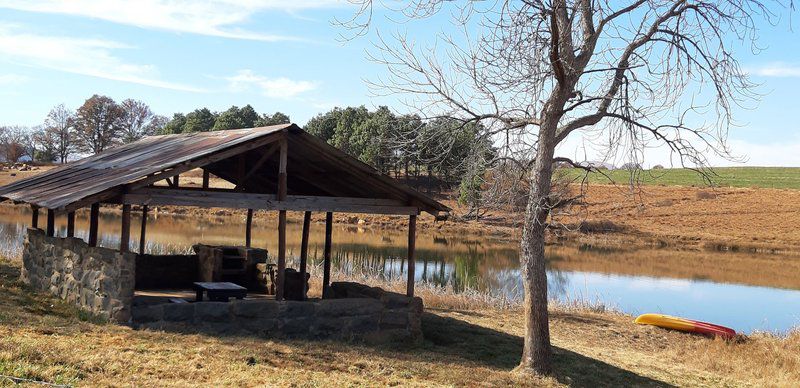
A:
116,187,420,215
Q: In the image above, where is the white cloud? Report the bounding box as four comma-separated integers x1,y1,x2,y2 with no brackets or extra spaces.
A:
0,23,203,92
0,73,27,86
226,69,316,99
0,0,343,42
748,62,800,78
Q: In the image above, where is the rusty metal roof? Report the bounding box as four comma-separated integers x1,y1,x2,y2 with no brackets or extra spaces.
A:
0,124,449,215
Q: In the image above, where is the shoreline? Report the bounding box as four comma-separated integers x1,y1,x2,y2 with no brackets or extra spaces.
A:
8,196,798,256
5,203,800,261
6,166,800,254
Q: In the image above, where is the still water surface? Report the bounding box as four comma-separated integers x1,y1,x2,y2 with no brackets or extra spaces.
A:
1,206,799,334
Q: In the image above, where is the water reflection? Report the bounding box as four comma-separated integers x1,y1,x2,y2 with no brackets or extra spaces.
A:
3,205,800,333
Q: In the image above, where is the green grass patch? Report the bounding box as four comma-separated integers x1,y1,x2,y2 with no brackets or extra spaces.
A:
563,167,800,189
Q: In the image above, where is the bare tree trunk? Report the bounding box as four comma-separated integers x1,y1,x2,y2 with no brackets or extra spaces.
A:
516,113,560,375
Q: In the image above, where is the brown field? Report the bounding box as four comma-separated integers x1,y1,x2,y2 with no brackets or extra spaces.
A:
559,184,800,252
0,167,50,186
2,258,800,387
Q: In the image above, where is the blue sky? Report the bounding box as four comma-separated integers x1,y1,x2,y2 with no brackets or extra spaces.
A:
0,1,798,167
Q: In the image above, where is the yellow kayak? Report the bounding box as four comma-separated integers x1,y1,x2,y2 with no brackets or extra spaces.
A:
634,313,736,339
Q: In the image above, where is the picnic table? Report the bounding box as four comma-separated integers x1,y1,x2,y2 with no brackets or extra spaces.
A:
193,282,247,302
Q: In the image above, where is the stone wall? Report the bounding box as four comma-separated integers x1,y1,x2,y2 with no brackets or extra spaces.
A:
132,282,423,342
21,228,135,322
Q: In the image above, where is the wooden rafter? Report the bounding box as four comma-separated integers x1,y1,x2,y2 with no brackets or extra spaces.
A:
234,141,281,191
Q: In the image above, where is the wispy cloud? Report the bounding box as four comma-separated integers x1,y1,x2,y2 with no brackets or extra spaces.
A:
0,73,27,86
748,62,800,78
226,69,316,99
0,0,343,42
0,23,204,92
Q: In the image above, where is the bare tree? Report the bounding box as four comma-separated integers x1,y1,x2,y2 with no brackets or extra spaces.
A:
119,99,158,143
146,114,169,136
344,0,779,375
74,95,124,154
0,126,31,163
43,104,75,163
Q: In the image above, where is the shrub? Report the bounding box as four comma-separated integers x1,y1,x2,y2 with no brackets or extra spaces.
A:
696,190,716,200
577,220,625,234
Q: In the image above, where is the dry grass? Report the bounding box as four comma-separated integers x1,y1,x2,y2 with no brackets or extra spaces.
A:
1,259,799,387
556,184,800,253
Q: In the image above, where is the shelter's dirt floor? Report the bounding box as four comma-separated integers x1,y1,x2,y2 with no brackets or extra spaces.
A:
1,258,799,387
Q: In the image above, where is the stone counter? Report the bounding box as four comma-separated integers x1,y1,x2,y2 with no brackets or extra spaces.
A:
21,228,136,322
132,282,423,342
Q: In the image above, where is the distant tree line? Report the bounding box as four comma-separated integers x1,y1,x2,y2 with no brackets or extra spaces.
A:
0,96,292,164
0,95,167,164
305,106,494,193
158,105,290,135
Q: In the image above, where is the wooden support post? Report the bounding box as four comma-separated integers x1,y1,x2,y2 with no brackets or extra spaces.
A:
245,209,253,247
407,214,417,297
299,211,311,300
30,205,39,229
322,212,333,297
173,174,179,187
276,210,287,301
276,138,288,301
46,209,55,237
202,169,210,189
120,204,131,253
139,205,148,254
66,212,75,238
88,203,99,247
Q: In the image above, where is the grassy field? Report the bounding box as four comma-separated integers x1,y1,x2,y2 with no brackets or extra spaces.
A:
566,167,800,189
2,258,800,387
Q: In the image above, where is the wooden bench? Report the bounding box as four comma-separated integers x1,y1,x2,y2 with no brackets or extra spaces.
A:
193,282,247,302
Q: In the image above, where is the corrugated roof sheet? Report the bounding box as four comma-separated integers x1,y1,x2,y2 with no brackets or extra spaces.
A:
0,124,449,215
0,125,290,209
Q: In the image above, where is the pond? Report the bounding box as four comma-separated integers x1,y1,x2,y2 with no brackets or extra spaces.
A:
1,205,799,334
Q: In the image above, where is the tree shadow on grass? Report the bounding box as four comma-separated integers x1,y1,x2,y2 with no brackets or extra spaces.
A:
0,259,92,325
131,306,672,386
421,312,673,387
4,254,670,387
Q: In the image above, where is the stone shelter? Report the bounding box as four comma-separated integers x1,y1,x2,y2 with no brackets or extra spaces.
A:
0,124,449,341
